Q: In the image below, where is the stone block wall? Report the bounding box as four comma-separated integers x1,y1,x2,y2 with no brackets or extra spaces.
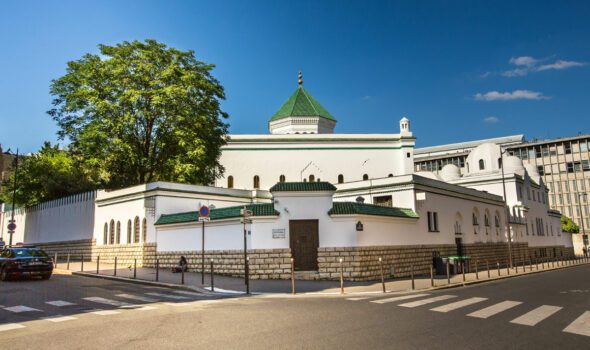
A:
145,249,293,279
92,243,156,267
34,239,94,261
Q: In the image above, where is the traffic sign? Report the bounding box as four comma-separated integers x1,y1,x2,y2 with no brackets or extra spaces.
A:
199,205,210,218
198,216,211,222
7,222,16,231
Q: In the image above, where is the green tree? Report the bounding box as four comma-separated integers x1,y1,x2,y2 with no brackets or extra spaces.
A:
0,142,96,206
561,215,580,234
48,39,228,189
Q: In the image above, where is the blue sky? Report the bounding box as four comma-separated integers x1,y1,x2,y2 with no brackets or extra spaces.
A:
1,0,589,153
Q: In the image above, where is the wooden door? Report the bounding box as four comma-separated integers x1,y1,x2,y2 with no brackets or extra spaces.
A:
289,220,319,271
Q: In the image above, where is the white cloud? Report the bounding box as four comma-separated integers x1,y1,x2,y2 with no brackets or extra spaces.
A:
501,56,586,77
474,90,549,101
483,116,499,124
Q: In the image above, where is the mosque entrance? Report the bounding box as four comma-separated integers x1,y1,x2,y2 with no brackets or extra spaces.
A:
289,220,319,271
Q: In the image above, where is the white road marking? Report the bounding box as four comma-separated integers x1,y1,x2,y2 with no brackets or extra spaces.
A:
89,309,120,316
399,295,456,308
0,323,26,332
173,290,205,297
83,297,132,307
46,300,76,307
116,294,159,303
43,315,77,323
145,292,188,300
430,297,488,313
3,305,41,313
371,294,430,304
510,305,562,326
563,311,590,337
467,301,522,319
346,297,372,301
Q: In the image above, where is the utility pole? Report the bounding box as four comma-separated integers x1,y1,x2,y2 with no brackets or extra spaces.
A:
500,149,513,268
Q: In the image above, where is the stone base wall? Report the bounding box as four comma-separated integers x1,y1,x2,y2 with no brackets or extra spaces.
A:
461,242,529,270
528,245,574,260
34,239,95,261
92,243,156,267
318,245,456,281
145,249,293,279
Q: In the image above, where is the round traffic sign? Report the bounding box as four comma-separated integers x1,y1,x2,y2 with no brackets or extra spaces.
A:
199,205,210,217
7,222,16,231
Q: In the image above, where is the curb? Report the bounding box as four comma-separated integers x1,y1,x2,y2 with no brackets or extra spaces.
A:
70,271,215,294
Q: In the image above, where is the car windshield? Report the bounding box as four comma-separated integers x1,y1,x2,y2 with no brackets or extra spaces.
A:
12,249,48,258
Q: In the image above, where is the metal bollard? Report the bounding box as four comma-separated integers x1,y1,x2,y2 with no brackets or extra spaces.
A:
54,253,58,269
114,257,118,276
246,256,250,295
210,259,214,292
515,260,518,274
486,260,490,278
339,258,344,294
507,263,510,275
133,259,137,279
446,260,450,284
411,264,415,290
380,257,387,292
291,258,296,295
96,256,100,274
81,254,84,272
156,259,159,282
475,260,479,280
181,264,185,285
430,264,434,288
67,252,71,270
497,261,500,276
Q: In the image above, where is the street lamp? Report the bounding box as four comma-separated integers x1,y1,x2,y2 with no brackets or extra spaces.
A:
499,148,513,268
577,192,588,252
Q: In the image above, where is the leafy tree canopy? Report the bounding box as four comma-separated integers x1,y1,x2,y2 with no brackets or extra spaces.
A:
561,215,580,233
48,39,228,189
0,142,96,206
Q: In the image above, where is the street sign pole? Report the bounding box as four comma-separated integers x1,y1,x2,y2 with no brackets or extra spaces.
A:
9,149,19,247
201,220,205,284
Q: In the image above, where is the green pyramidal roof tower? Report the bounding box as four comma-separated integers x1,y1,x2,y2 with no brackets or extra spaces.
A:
268,72,337,134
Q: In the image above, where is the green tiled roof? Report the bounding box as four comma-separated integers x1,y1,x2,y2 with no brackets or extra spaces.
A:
269,87,336,122
269,182,337,192
328,202,419,219
155,203,279,226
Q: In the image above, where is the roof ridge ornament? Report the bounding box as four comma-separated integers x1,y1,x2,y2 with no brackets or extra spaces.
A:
298,70,303,86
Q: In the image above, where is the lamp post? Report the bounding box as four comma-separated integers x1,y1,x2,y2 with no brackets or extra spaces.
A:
8,149,19,247
577,192,588,252
500,148,513,268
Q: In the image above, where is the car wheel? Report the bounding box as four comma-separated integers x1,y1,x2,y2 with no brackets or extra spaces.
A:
41,273,52,280
0,268,10,281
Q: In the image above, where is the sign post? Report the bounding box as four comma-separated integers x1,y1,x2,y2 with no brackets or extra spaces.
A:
198,205,211,285
241,207,253,294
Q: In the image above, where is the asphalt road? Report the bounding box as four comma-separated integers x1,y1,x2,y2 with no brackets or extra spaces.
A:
1,265,590,349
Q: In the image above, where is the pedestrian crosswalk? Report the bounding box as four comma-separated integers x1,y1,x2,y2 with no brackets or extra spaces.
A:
0,289,214,333
350,293,590,338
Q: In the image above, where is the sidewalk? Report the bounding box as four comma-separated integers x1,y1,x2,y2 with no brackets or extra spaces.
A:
55,258,590,296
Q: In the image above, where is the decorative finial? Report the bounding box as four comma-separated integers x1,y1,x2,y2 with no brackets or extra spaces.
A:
298,71,303,86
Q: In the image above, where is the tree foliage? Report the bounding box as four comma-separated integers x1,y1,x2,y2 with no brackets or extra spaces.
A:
561,215,580,234
0,142,96,206
48,39,228,189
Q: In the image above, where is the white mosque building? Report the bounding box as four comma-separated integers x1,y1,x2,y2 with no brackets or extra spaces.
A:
1,75,573,280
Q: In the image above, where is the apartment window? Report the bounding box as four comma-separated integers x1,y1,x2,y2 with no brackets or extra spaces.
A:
581,141,588,152
558,194,563,205
427,211,439,232
532,191,536,202
373,195,393,207
582,160,590,171
564,181,570,192
565,142,572,154
535,146,542,158
550,146,557,156
537,166,544,175
572,180,578,191
527,188,531,200
567,162,574,173
549,183,554,192
542,146,549,157
528,149,535,159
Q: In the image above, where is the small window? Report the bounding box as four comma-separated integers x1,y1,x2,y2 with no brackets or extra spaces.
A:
134,216,140,243
309,174,315,182
363,174,369,181
279,175,286,183
103,223,108,245
484,214,490,227
253,175,260,189
472,213,479,225
427,211,439,232
109,220,115,245
388,174,393,177
495,215,500,227
127,220,132,244
479,159,485,170
227,176,234,189
406,152,411,158
116,221,121,244
142,218,147,243
337,174,344,184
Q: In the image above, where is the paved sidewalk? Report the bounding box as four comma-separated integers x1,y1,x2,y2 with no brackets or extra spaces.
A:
55,257,590,295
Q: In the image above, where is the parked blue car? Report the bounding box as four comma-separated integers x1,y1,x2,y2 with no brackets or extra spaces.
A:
0,246,54,281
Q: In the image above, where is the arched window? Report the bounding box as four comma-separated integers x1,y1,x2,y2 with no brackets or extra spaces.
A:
388,174,393,177
116,221,121,244
309,174,315,182
479,159,485,170
103,223,108,245
134,216,140,243
227,176,234,189
495,215,500,227
484,214,490,226
253,175,260,189
472,213,479,225
279,175,286,183
142,218,147,243
109,220,115,244
363,174,369,181
127,220,132,244
338,174,344,184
